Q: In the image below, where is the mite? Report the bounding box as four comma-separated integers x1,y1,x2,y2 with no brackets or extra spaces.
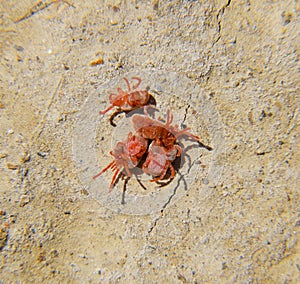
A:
93,132,148,190
100,77,151,115
132,109,200,148
131,110,200,181
142,140,182,182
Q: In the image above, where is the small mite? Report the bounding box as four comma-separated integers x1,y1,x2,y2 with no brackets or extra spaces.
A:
132,110,200,182
99,77,151,115
93,132,148,190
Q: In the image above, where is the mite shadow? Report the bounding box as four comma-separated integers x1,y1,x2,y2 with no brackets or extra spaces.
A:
156,140,213,188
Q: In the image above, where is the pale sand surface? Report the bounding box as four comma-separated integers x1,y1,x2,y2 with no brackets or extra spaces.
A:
0,1,299,283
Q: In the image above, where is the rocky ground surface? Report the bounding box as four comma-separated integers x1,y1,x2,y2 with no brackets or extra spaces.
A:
0,0,299,283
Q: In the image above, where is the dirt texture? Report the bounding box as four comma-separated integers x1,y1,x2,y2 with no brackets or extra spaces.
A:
0,0,299,283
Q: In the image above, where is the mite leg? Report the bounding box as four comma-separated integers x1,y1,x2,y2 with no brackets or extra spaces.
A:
165,109,174,127
99,104,114,115
150,161,170,182
123,77,131,91
93,161,115,179
169,164,176,179
123,161,132,177
131,77,141,89
174,145,182,157
176,128,200,141
109,168,121,191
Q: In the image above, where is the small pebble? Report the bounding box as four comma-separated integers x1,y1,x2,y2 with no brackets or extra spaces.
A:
20,151,30,163
0,153,7,159
90,57,104,66
294,220,300,227
110,20,118,25
19,195,30,207
6,163,19,170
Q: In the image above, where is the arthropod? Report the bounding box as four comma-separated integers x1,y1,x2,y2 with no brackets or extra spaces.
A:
94,73,209,194
100,77,153,126
131,110,200,181
142,140,182,182
132,109,200,146
93,132,148,190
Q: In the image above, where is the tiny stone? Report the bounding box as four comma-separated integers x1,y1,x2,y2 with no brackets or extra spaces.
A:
19,195,30,207
0,153,7,159
90,57,104,66
20,152,30,163
294,220,300,227
110,20,118,25
6,163,19,170
14,45,24,51
50,249,59,257
37,152,47,158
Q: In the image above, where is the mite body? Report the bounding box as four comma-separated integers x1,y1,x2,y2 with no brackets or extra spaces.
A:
131,110,200,182
100,77,150,115
142,140,182,182
93,132,148,190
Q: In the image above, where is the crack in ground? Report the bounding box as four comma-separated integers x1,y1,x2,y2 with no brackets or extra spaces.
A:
213,0,232,45
146,152,202,238
147,100,207,237
14,0,75,23
181,94,192,127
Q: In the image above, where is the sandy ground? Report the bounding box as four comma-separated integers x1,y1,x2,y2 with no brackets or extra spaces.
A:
0,0,299,283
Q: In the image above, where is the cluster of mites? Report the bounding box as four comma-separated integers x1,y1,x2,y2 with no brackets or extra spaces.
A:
93,77,200,191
